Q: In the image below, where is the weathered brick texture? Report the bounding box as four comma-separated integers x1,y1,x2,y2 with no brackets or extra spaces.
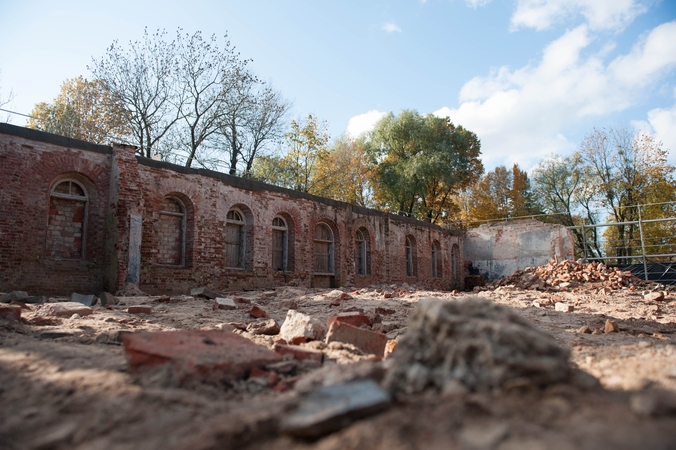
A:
0,123,465,295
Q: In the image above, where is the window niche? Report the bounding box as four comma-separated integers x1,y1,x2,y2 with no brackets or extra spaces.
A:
314,223,334,274
355,227,371,276
46,180,88,259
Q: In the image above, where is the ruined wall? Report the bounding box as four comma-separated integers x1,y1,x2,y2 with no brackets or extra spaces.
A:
124,151,464,294
0,124,112,294
464,219,575,282
0,124,464,296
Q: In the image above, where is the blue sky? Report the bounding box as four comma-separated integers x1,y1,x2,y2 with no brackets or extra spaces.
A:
1,0,675,171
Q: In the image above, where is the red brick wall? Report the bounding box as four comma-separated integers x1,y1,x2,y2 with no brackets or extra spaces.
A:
0,125,112,295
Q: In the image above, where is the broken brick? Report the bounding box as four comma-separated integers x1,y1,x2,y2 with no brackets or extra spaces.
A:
213,297,237,310
0,305,22,321
326,311,371,329
274,343,323,362
122,329,282,384
375,307,395,316
128,305,153,315
325,322,388,359
250,305,267,318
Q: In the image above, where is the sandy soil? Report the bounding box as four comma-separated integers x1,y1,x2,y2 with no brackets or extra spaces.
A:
1,282,675,450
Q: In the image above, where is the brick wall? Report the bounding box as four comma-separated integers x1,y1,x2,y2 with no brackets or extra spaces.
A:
0,123,465,296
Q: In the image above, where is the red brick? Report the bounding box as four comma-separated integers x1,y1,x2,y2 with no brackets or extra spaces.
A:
274,343,323,362
325,322,388,359
250,305,267,318
122,330,283,384
128,305,153,314
326,311,371,328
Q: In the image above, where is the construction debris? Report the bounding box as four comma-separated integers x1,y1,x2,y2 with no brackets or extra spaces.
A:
487,259,644,291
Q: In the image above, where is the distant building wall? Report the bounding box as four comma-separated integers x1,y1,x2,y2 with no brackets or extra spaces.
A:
464,219,575,282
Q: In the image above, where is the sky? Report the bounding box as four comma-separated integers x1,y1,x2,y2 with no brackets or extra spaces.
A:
1,0,675,171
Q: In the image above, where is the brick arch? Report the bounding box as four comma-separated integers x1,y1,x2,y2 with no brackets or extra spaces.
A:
45,172,101,261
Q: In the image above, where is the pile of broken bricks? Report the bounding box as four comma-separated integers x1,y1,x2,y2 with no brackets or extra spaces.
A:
485,258,645,292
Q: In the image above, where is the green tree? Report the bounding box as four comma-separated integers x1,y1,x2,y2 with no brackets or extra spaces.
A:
465,164,539,223
366,110,483,223
26,76,128,144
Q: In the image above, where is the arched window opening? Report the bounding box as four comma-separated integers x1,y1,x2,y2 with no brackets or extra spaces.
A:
46,180,88,259
405,236,417,277
355,228,371,275
226,209,245,268
314,223,334,273
432,240,442,278
157,197,185,265
272,216,288,271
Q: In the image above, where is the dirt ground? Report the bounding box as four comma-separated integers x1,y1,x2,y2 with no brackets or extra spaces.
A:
1,280,676,450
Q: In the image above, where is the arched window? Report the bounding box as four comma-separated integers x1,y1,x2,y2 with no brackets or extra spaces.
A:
226,209,245,268
355,228,371,275
432,240,442,278
272,216,288,271
405,236,417,277
314,223,334,273
451,244,460,281
157,197,185,265
46,180,87,259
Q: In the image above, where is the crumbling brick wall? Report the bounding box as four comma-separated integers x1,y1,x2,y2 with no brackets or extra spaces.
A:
0,123,465,296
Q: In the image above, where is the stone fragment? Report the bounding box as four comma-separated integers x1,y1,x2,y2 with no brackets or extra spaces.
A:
274,343,324,362
326,311,371,329
643,291,665,302
99,292,119,306
250,305,267,318
122,330,283,385
233,297,251,307
213,297,237,310
280,310,328,343
0,305,22,321
190,287,221,299
128,305,152,315
0,291,27,303
383,297,572,395
577,326,592,334
604,319,619,333
70,292,97,306
247,319,280,335
40,302,93,317
591,329,603,335
27,316,58,326
555,302,574,313
229,322,248,331
23,296,46,304
375,307,395,316
279,300,298,309
157,295,171,303
281,380,391,439
325,322,388,359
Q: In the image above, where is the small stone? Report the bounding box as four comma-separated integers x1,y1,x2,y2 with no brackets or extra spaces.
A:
604,319,619,333
213,297,237,310
27,316,58,326
0,291,28,303
325,322,388,359
246,319,280,335
555,302,574,312
280,380,391,439
250,306,267,318
591,329,603,335
40,302,93,317
70,313,81,319
280,310,327,343
99,292,119,306
279,300,298,309
70,292,97,306
326,311,371,329
127,305,152,315
228,322,248,331
578,326,592,334
157,296,171,303
643,292,665,302
531,300,542,308
375,307,395,316
190,287,221,299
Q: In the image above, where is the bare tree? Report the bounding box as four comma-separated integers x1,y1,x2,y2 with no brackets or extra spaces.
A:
89,29,181,157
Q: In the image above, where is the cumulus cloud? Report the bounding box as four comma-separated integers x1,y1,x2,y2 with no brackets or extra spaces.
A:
433,21,676,170
346,110,387,138
633,96,676,158
465,0,492,8
511,0,648,31
382,22,402,33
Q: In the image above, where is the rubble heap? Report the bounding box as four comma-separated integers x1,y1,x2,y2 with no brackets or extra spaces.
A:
383,297,572,395
488,259,643,291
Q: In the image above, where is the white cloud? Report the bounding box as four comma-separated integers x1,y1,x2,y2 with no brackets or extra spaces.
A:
346,110,387,138
433,21,676,170
382,22,402,33
465,0,492,8
634,98,676,157
511,0,648,31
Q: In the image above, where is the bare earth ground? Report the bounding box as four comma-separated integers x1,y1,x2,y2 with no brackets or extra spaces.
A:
1,282,676,450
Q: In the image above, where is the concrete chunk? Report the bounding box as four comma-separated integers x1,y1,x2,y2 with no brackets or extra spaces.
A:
281,380,391,438
555,302,574,313
280,310,327,343
40,302,93,317
0,291,28,303
190,287,221,299
213,297,237,310
325,322,388,359
70,292,97,306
